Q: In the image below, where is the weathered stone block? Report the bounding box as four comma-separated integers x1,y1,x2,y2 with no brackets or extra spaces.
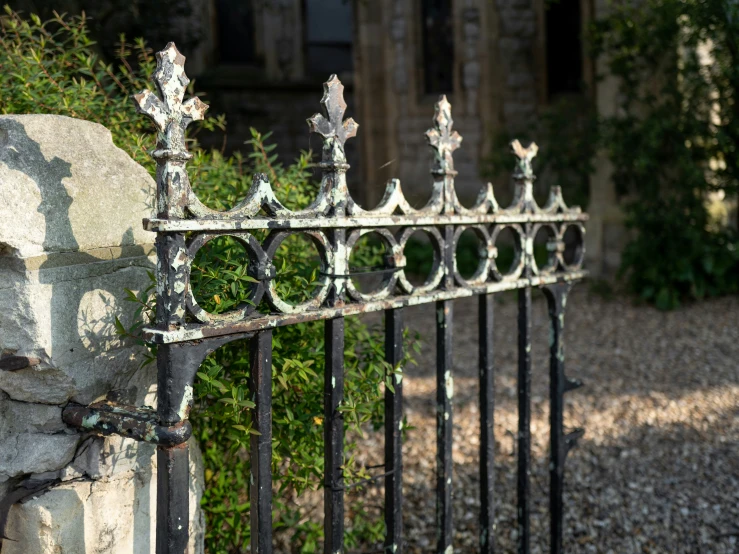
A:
0,115,153,258
2,437,204,554
0,115,157,407
0,114,203,553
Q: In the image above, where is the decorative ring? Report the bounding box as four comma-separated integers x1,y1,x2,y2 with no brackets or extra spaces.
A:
185,233,267,324
531,223,559,276
397,227,445,294
345,229,402,302
559,223,585,272
451,225,491,287
262,230,332,314
489,224,525,282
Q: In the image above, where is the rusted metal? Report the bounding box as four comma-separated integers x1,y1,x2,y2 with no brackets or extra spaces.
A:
61,402,192,447
60,43,588,554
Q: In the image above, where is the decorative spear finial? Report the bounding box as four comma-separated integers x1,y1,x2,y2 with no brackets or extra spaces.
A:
307,75,358,167
425,95,463,175
511,139,538,180
132,42,208,157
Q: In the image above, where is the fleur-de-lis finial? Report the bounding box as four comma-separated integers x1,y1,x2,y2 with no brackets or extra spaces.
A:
425,95,463,175
132,42,208,157
307,75,358,166
511,139,538,180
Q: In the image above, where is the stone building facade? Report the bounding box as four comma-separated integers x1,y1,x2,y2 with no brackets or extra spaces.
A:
145,0,621,273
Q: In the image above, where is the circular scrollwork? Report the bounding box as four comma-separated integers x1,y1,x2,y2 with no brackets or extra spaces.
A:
490,224,525,282
397,227,445,295
345,229,402,302
262,230,332,314
452,225,491,287
532,223,559,276
560,223,585,271
186,233,267,324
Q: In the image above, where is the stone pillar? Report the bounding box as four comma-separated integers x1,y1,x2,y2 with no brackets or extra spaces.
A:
585,0,625,276
0,115,203,554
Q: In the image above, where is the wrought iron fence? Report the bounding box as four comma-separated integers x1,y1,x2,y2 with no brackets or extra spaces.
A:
63,43,587,554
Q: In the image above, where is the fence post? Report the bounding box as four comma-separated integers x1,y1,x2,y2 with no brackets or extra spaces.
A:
510,140,538,554
133,43,207,554
308,75,357,554
425,95,462,553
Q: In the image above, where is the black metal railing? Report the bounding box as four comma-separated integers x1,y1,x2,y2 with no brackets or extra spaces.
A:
63,43,587,554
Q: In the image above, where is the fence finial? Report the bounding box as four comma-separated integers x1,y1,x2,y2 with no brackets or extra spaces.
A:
132,42,208,157
511,139,538,181
426,95,462,175
307,75,358,167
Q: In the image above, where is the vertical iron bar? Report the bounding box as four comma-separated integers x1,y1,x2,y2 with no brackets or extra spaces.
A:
479,294,495,553
545,283,574,554
324,316,345,553
156,443,190,554
516,221,533,554
156,343,190,554
548,287,565,554
384,308,404,553
436,297,454,552
155,337,241,554
250,330,273,554
516,286,532,554
436,216,455,553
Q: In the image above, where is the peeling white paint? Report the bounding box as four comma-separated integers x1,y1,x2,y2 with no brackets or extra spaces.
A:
178,384,193,419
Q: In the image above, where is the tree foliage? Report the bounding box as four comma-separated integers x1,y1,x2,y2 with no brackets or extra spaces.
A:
592,0,739,308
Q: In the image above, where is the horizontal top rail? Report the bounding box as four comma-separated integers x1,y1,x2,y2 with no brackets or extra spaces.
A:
142,270,587,343
144,210,588,232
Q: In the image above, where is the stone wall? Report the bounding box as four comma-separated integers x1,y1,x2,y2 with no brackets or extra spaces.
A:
352,0,538,209
0,115,203,553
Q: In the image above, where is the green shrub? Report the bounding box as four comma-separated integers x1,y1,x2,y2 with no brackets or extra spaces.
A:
0,7,416,551
590,0,739,308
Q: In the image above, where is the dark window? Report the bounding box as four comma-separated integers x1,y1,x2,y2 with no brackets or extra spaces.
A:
545,0,583,97
217,0,257,64
304,0,353,76
421,0,454,94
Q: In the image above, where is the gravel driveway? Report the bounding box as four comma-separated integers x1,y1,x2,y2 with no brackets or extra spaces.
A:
345,288,738,553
